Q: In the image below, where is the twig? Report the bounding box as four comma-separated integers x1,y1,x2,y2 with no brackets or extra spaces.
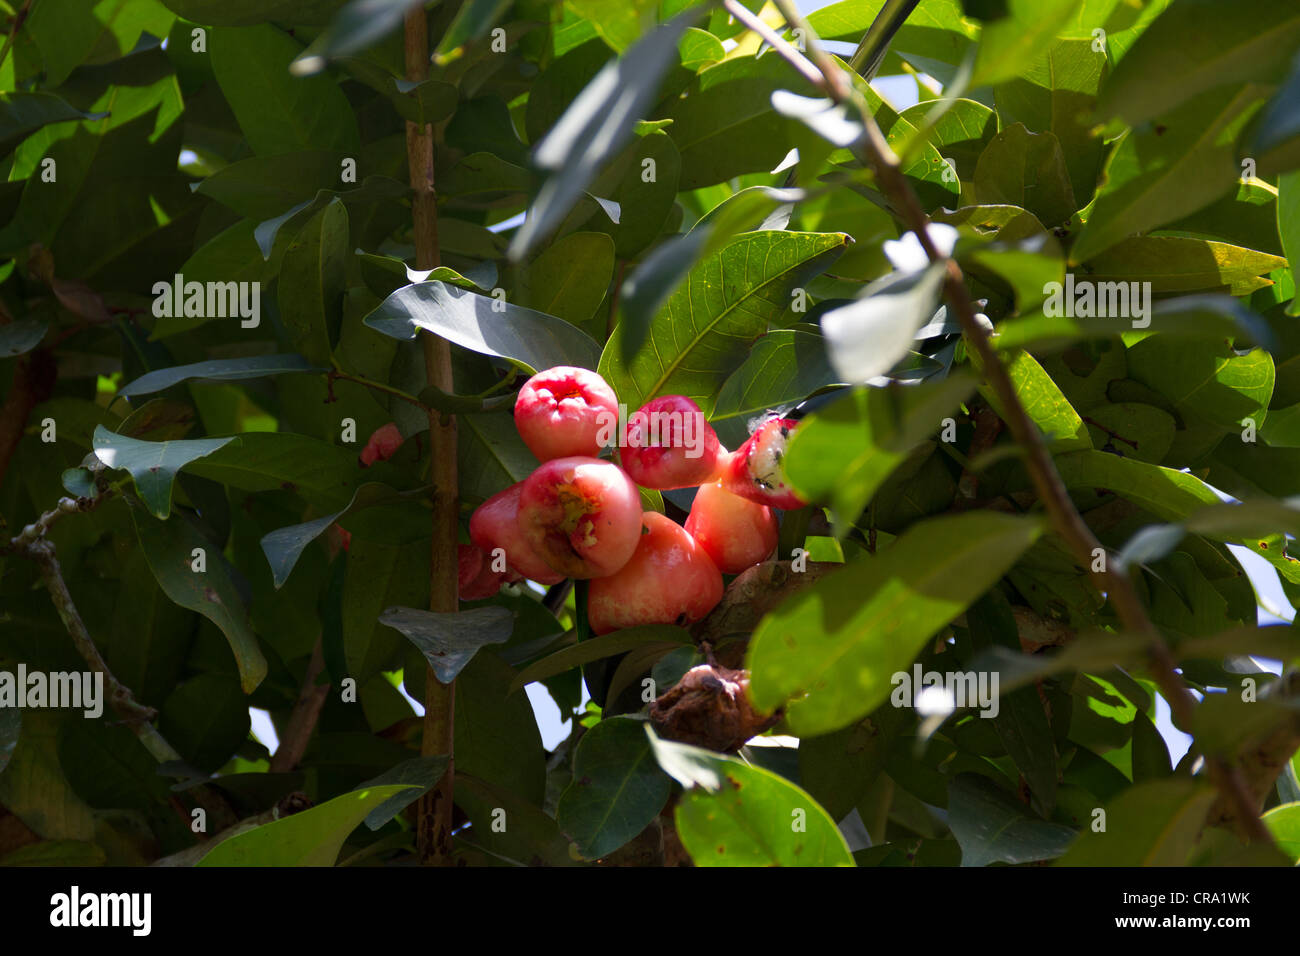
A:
405,3,459,868
0,0,31,72
327,365,428,410
755,0,1278,848
722,0,827,92
268,637,330,774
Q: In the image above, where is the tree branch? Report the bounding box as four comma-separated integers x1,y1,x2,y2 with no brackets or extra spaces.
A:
756,0,1277,848
268,637,330,774
405,4,459,868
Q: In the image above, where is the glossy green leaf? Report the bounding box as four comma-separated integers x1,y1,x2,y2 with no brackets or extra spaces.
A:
1057,780,1217,866
648,729,855,867
278,199,348,364
355,754,451,831
380,605,514,684
260,483,406,588
970,0,1080,88
974,124,1076,228
509,625,689,694
92,426,233,519
1071,85,1266,263
783,374,976,533
600,231,848,413
557,716,671,860
976,349,1091,451
1096,0,1300,126
131,506,267,694
948,774,1075,867
365,281,602,374
747,512,1042,736
209,25,361,157
0,319,48,358
1262,802,1300,862
198,785,419,865
508,10,700,259
119,354,320,400
515,232,615,338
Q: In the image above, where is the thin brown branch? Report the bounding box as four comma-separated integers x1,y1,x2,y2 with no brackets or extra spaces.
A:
747,2,1278,848
268,637,330,774
405,3,459,868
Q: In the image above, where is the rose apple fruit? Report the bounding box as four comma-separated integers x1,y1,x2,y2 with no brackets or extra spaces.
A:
514,366,620,461
684,480,778,573
516,457,642,578
587,512,723,635
720,416,807,510
359,422,404,467
469,483,565,585
618,395,725,489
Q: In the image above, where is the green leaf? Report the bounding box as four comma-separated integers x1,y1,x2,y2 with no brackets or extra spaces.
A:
193,152,356,220
974,124,1076,227
0,92,105,156
0,319,48,358
648,729,855,866
1076,237,1286,295
458,412,541,503
131,506,267,694
433,0,513,63
975,349,1091,451
159,0,340,27
379,605,514,683
92,426,232,519
365,281,602,374
783,375,977,533
1279,172,1300,316
994,294,1272,352
819,264,947,385
710,327,840,444
354,754,451,831
278,198,349,364
993,39,1105,205
557,716,671,860
1131,710,1172,782
747,512,1042,736
508,10,700,259
119,354,321,400
966,591,1059,815
1262,802,1300,862
1071,85,1266,263
1252,53,1300,175
261,483,406,588
1126,336,1274,431
296,0,425,66
900,97,998,185
1096,0,1300,126
197,784,420,865
947,774,1075,867
516,231,615,339
1057,780,1217,866
209,25,361,157
509,625,690,694
970,0,1080,88
808,0,977,68
184,433,368,509
599,231,849,413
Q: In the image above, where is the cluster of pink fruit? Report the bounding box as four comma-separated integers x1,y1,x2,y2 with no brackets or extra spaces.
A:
456,366,806,634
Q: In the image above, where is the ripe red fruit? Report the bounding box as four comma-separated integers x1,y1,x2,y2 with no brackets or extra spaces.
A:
516,456,642,579
457,543,509,600
618,395,725,490
587,512,723,635
720,416,807,510
359,422,404,466
469,483,565,585
684,480,779,574
514,366,620,461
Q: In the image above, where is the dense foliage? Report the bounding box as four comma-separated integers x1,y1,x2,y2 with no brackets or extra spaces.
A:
2,0,1300,867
